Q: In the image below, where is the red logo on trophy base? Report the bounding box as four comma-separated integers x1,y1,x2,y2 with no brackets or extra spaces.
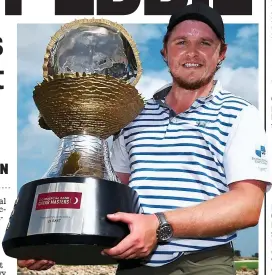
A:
36,192,82,210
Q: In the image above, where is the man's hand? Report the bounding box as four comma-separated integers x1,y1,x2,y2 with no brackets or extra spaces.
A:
17,259,55,271
102,212,159,260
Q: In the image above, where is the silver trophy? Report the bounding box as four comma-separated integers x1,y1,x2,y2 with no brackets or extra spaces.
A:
3,19,144,265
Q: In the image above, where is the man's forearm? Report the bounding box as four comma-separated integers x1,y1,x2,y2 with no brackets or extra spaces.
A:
163,180,266,238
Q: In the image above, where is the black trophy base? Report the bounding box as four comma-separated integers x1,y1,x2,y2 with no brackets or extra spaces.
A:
2,176,141,265
4,234,121,265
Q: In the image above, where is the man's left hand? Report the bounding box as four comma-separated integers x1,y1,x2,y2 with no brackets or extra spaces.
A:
102,212,159,260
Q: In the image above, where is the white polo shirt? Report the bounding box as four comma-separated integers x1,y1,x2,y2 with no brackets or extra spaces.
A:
110,80,271,267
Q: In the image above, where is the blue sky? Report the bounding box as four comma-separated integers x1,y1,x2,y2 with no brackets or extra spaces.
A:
17,23,259,256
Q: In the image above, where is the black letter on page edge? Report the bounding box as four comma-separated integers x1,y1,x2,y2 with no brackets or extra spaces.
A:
0,38,3,56
145,0,188,15
55,0,94,15
213,0,252,15
97,0,140,15
0,71,3,90
191,0,209,6
5,0,22,15
0,164,8,174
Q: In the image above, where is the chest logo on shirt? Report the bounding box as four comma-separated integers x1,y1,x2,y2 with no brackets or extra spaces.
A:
196,121,210,128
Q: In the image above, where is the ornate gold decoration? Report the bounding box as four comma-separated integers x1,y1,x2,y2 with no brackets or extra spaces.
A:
33,73,144,139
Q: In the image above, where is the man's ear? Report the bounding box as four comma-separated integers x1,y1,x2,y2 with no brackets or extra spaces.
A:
219,43,227,63
160,48,168,64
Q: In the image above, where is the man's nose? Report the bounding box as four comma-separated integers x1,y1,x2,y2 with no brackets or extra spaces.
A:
185,44,199,58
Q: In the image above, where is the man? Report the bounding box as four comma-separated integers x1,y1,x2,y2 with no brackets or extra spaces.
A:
18,3,270,274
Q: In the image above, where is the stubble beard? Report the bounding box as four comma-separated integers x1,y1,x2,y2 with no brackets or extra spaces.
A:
170,67,217,90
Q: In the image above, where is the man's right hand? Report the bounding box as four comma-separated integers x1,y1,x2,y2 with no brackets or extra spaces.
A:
17,259,55,270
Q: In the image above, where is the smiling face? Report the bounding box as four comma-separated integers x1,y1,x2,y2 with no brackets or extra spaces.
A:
163,20,227,90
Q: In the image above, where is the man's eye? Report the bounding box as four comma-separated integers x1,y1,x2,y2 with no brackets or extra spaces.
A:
201,41,211,46
177,41,186,45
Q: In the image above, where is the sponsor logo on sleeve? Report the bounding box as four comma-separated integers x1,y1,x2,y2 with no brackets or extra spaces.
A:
255,145,266,158
252,145,268,169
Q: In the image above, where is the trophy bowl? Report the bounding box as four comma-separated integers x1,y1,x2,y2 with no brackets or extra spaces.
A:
2,19,145,265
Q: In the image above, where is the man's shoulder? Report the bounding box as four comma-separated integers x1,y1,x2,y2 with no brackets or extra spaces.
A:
214,84,260,129
114,84,171,138
214,83,254,110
